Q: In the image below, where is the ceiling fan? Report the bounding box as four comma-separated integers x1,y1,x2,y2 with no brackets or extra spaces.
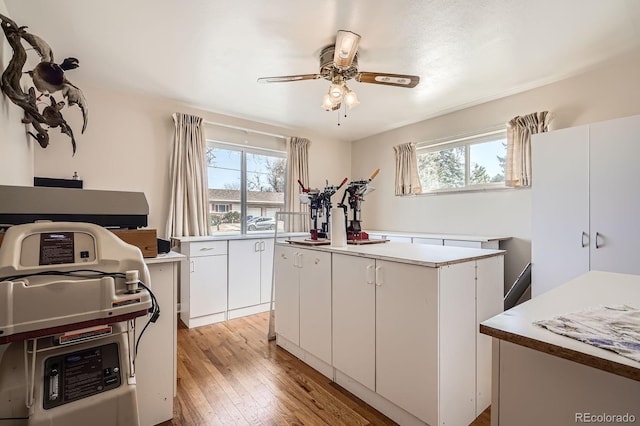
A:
257,30,420,112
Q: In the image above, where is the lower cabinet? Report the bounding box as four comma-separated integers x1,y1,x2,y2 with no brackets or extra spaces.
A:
136,258,181,426
332,255,376,390
277,247,504,426
178,240,228,328
274,245,332,365
228,238,274,317
332,254,443,424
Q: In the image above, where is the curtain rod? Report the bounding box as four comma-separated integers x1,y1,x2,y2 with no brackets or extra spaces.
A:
203,120,288,140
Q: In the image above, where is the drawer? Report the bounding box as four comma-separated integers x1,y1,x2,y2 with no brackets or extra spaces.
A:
183,240,228,257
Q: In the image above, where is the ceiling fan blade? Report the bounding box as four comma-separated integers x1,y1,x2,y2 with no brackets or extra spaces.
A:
356,72,420,88
257,74,321,83
333,30,361,68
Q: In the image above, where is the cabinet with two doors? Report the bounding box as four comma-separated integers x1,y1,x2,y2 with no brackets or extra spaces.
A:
177,237,274,327
273,245,332,371
531,114,640,296
273,243,504,426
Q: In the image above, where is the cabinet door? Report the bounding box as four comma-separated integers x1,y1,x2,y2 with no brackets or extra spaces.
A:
589,115,640,274
190,255,227,317
260,239,275,304
228,240,261,310
531,125,590,296
299,249,332,364
332,253,376,391
375,260,438,425
273,245,300,345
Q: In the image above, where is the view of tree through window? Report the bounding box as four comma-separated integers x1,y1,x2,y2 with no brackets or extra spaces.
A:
206,144,286,234
417,132,506,192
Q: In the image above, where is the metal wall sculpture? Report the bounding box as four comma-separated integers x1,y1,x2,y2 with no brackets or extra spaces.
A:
0,13,88,154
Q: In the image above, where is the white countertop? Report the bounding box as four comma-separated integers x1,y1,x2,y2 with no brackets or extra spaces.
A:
279,239,504,268
481,270,640,381
144,251,185,264
172,232,306,243
366,229,511,242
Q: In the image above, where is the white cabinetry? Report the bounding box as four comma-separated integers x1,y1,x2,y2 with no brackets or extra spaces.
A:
332,255,376,390
179,240,228,328
137,254,183,426
228,238,273,318
331,252,503,425
368,232,504,249
532,114,640,296
274,245,332,366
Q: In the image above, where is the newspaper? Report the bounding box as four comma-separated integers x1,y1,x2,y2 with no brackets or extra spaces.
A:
534,305,640,363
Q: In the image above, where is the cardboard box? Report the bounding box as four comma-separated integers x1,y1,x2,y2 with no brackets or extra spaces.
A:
110,229,158,258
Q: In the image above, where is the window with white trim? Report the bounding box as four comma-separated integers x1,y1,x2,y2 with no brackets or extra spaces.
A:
206,142,286,234
417,129,507,193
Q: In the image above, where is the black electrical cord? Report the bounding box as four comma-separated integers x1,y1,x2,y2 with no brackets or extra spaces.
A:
134,280,160,359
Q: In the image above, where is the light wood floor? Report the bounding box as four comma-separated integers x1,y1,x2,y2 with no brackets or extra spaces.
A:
159,312,490,425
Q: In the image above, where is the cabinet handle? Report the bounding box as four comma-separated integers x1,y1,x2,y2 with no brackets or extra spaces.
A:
260,241,266,251
595,232,602,249
375,266,383,287
366,264,374,285
199,247,215,251
280,253,288,260
190,260,195,273
255,241,260,252
297,253,303,268
581,231,589,248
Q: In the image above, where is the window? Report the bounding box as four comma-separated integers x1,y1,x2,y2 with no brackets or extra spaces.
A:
417,129,506,192
213,204,230,213
207,142,286,235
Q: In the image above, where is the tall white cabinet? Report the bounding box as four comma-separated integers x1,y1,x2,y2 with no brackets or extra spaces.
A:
531,114,640,296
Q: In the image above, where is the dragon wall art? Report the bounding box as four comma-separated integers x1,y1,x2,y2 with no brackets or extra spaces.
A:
0,13,88,155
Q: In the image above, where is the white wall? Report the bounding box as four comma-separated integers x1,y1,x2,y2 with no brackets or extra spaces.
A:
32,78,349,237
0,1,34,185
351,47,640,289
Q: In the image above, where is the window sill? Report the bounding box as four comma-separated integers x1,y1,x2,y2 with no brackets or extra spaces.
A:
399,185,527,196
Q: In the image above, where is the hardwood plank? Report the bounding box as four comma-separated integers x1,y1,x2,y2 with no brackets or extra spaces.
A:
158,313,490,425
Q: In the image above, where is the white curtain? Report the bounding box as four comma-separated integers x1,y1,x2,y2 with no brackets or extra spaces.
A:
505,111,551,187
393,142,422,195
285,137,310,232
166,113,210,237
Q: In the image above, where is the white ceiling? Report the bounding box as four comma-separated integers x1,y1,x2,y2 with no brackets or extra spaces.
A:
4,0,640,142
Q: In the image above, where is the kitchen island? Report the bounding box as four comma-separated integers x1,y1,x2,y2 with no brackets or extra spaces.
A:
480,271,640,426
274,239,505,426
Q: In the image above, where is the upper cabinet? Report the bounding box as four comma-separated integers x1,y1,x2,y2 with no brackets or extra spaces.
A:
531,114,640,296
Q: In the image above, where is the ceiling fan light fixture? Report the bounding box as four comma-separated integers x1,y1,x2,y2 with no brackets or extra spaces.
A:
329,82,344,101
344,87,359,109
321,94,334,110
